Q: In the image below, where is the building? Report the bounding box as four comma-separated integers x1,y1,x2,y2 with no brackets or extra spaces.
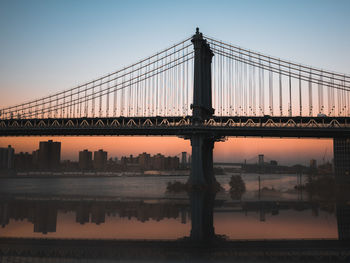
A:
310,159,317,169
32,150,39,169
270,160,278,166
138,152,151,170
14,152,33,171
165,156,180,170
93,149,107,170
38,140,61,170
153,153,165,170
121,154,137,165
334,138,350,180
181,152,187,169
79,149,93,170
0,145,15,170
258,154,264,166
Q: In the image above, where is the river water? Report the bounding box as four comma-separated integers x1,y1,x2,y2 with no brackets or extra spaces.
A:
0,173,340,240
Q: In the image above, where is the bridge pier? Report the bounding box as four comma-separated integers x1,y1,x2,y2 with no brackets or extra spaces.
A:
334,138,350,241
190,135,215,186
333,138,350,183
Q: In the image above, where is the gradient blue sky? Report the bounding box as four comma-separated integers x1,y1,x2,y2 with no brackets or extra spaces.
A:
0,0,349,107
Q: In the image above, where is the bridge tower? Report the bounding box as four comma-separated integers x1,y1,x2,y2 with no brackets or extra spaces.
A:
189,28,217,188
191,27,214,123
189,28,217,241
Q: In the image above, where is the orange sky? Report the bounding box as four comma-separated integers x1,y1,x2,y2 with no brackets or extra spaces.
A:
0,136,333,165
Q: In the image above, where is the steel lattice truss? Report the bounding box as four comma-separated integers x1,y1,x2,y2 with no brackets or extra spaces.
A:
1,116,349,138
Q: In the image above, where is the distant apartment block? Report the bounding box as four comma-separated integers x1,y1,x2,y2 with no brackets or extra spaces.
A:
37,140,61,170
258,154,264,166
79,149,93,170
14,152,33,171
181,152,187,168
94,149,107,170
0,145,14,170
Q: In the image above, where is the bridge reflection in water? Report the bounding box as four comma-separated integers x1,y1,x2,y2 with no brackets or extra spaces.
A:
0,191,348,239
0,177,350,261
0,187,349,261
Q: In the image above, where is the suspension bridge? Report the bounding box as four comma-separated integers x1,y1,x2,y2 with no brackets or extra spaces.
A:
0,28,349,138
0,28,349,240
1,28,349,178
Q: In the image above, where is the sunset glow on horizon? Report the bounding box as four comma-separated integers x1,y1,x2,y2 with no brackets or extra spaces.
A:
0,136,333,165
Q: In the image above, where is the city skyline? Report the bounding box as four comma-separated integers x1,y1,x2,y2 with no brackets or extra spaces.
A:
0,136,332,165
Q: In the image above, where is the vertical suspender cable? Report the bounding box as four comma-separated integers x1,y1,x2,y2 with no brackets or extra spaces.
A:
269,59,273,116
114,76,117,117
164,53,167,115
84,84,88,117
332,74,335,116
92,83,95,117
253,63,256,116
62,91,66,118
299,66,302,116
106,78,110,117
279,61,282,116
289,65,292,117
309,69,313,116
318,71,323,114
99,80,102,117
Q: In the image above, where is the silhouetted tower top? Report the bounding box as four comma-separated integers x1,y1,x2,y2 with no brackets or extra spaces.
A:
191,28,214,123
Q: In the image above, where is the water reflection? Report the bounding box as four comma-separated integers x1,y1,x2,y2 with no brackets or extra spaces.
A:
0,186,348,241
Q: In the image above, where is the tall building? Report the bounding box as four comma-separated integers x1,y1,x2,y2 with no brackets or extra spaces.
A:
79,149,93,170
38,140,61,170
94,149,107,170
310,159,317,169
258,154,264,166
181,152,187,168
32,150,39,170
153,153,165,170
334,138,350,180
0,145,15,170
138,152,151,170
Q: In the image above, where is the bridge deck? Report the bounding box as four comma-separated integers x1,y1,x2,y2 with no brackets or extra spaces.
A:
1,116,350,138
